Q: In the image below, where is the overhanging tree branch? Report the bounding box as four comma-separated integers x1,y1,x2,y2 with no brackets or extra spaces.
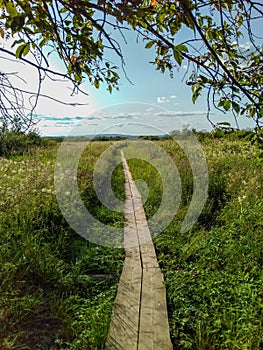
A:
0,0,262,131
181,0,259,107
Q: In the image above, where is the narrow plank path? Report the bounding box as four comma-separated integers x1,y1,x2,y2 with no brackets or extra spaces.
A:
105,151,172,350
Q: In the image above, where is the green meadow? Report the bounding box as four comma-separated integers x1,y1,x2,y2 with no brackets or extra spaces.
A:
0,131,262,349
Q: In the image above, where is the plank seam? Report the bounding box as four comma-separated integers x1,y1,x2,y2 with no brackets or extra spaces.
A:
121,151,143,350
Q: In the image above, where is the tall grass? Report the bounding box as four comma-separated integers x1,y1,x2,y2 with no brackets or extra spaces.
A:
132,136,263,349
0,134,262,349
0,141,124,349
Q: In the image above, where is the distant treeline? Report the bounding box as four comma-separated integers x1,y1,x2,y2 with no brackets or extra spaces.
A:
0,127,257,158
45,128,255,143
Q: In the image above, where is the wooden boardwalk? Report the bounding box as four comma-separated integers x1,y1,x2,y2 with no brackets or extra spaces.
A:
105,151,172,350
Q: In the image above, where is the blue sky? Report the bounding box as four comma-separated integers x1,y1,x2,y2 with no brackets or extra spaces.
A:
1,19,258,136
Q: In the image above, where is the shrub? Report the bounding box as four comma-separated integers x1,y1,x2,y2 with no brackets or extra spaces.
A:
0,130,42,157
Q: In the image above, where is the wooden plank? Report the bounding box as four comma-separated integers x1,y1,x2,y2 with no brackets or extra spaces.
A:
139,267,173,350
105,247,141,350
106,151,172,350
106,158,141,349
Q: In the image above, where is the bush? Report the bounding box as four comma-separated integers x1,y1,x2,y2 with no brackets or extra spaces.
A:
0,130,42,157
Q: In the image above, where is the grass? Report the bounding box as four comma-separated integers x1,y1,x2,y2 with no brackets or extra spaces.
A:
0,142,124,349
0,133,262,349
140,136,263,349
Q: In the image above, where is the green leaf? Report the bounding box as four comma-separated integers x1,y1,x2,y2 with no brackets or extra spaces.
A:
232,101,240,114
94,78,100,89
15,43,30,58
16,44,27,58
145,41,154,49
199,75,209,83
217,121,231,126
6,2,18,17
9,15,25,32
173,47,182,65
156,12,166,24
172,44,188,66
177,44,188,53
11,39,24,48
192,86,202,103
223,100,231,111
60,7,68,14
22,43,30,56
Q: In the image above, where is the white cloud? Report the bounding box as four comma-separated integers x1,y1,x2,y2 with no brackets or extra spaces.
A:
156,96,168,103
233,41,252,51
156,95,177,104
155,110,207,117
114,112,141,119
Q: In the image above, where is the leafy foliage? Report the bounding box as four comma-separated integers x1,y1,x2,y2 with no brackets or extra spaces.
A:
0,1,262,129
0,124,43,157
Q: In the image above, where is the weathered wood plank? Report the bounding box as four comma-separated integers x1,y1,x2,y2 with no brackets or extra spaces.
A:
139,267,173,350
105,244,142,349
106,151,172,350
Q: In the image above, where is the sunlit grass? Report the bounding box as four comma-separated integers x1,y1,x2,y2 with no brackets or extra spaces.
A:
0,141,124,349
0,133,262,349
